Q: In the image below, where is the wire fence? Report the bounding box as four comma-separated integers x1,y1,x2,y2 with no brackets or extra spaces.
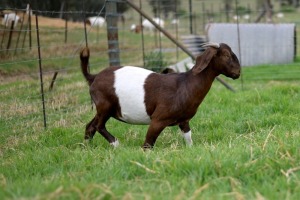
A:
0,0,300,133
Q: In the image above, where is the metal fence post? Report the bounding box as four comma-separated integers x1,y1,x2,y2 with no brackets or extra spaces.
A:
106,0,121,67
189,0,193,34
35,11,47,129
6,20,15,53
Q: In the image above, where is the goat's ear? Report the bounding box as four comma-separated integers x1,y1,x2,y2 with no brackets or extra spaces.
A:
192,48,217,75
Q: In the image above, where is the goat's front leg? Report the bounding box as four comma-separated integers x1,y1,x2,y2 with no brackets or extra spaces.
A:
179,121,193,146
142,120,167,149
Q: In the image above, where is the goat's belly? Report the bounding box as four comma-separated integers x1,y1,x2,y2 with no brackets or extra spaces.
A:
114,66,153,125
118,110,151,125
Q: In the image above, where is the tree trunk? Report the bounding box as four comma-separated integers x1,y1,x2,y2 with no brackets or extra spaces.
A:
265,0,273,23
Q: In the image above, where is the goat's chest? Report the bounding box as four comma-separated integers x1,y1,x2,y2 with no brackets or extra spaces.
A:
113,66,153,125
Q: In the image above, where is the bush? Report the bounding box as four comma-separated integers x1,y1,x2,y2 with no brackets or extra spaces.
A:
144,51,169,72
236,6,251,15
280,5,296,13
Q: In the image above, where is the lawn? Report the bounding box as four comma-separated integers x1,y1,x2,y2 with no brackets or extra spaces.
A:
1,0,300,199
1,63,300,199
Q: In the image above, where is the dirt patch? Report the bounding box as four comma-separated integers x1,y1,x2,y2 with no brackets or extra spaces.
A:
31,15,84,28
0,72,36,84
0,11,84,28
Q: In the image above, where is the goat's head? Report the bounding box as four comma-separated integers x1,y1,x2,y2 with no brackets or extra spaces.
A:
193,43,241,79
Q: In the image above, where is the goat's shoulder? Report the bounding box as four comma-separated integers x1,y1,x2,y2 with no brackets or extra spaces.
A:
149,71,188,85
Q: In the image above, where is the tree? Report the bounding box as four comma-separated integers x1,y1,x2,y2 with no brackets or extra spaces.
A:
224,0,233,22
0,0,130,20
255,0,273,23
147,0,181,19
280,0,300,7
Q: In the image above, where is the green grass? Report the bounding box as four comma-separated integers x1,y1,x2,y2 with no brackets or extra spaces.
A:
1,1,300,198
1,63,300,199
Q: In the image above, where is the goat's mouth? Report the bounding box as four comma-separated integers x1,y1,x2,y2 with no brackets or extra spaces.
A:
231,73,240,80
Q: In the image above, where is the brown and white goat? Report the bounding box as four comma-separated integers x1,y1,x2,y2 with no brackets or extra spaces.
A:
80,43,240,148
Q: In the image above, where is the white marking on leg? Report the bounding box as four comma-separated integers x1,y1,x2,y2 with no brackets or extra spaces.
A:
110,139,119,148
182,130,193,146
114,66,153,125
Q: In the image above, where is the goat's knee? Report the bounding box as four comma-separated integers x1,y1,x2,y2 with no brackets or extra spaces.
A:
181,130,193,146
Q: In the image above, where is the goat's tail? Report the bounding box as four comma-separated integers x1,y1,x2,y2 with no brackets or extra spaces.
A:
80,47,95,86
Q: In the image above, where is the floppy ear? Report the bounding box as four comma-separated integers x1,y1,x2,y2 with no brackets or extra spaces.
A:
192,47,217,75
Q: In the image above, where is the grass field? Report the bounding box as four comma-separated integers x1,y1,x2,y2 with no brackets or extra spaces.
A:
1,0,300,199
1,63,300,199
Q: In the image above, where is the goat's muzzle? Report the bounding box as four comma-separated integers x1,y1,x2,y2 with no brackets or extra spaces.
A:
228,67,241,80
232,74,240,80
231,71,240,80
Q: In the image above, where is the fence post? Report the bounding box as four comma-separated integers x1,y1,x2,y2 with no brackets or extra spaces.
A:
82,1,88,48
35,12,47,129
22,8,31,50
14,11,26,55
235,0,243,90
64,2,68,43
139,0,145,66
49,71,58,91
0,14,9,49
6,20,15,53
189,0,193,34
106,0,120,66
29,5,32,50
294,25,297,61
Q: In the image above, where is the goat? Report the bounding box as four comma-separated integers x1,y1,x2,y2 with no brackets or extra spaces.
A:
171,19,179,25
130,24,143,33
2,13,20,28
85,16,106,27
80,43,240,149
130,18,164,35
142,18,164,32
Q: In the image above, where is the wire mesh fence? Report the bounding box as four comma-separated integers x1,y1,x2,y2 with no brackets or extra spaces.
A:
0,0,300,133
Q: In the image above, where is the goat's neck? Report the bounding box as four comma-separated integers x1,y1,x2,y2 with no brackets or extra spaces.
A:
186,67,218,103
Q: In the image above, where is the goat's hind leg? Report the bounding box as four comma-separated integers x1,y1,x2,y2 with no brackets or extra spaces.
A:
84,116,97,140
94,114,119,147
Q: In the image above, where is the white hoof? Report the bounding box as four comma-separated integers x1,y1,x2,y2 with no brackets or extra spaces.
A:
182,131,193,146
110,140,120,148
